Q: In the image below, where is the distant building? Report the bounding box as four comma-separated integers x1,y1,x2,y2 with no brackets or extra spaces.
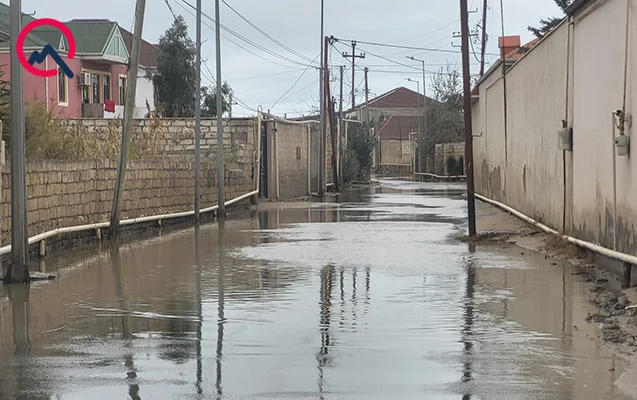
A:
345,86,429,122
0,5,159,118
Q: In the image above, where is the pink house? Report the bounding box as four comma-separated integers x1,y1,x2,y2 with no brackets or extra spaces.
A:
0,4,158,118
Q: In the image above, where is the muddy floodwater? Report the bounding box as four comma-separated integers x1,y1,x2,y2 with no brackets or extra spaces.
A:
0,180,631,399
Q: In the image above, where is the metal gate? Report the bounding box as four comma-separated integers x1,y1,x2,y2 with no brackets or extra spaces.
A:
259,120,268,198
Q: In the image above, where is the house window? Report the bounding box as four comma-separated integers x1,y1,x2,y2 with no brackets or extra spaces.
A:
91,74,100,103
103,75,110,101
57,68,67,104
82,86,90,104
119,76,127,106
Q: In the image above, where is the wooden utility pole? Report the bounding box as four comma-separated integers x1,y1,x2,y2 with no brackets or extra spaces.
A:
8,0,28,282
110,0,147,239
215,0,225,219
364,67,370,124
460,0,477,237
341,41,365,110
480,0,489,76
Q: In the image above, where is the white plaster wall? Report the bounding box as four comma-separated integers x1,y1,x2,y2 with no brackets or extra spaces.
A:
504,22,569,229
135,67,155,111
571,0,637,253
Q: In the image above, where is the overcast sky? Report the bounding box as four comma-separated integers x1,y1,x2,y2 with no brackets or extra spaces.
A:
21,0,562,117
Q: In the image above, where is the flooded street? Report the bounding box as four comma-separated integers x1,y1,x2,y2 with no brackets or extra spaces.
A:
0,179,631,399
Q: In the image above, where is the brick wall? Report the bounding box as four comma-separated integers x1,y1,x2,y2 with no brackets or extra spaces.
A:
1,119,257,245
380,139,412,166
266,120,310,199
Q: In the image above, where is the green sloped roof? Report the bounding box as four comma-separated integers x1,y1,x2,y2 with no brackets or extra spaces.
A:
0,2,50,49
65,20,117,54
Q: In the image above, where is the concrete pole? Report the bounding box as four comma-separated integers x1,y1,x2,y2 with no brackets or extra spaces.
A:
9,0,29,282
339,65,344,186
351,41,356,109
460,0,477,237
194,0,202,223
110,0,147,239
480,0,489,77
215,0,225,219
318,0,325,196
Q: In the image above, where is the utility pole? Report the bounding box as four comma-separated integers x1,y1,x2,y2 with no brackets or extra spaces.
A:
323,38,329,192
338,65,344,187
407,56,428,172
8,0,28,282
460,0,477,237
318,0,325,196
341,41,365,111
480,0,489,76
194,0,202,224
110,0,147,239
227,92,237,118
215,0,225,219
364,67,369,124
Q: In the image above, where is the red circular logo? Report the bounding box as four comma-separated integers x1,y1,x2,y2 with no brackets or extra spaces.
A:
16,18,76,78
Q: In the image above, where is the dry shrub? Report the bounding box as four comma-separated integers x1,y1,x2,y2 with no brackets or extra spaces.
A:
543,234,581,259
25,102,84,160
25,102,165,161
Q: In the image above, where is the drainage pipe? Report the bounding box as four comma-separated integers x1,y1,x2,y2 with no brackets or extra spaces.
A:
0,190,258,256
476,194,637,266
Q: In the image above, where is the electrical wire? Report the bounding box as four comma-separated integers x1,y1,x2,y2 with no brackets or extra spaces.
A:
178,0,318,69
392,19,459,43
169,0,305,70
331,37,500,56
220,0,315,64
271,53,321,110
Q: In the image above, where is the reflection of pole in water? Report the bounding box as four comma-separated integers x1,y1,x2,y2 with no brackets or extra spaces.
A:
363,267,370,321
317,265,334,399
351,268,357,330
216,221,226,399
195,225,203,395
7,284,30,355
110,243,139,399
461,250,476,400
339,267,345,328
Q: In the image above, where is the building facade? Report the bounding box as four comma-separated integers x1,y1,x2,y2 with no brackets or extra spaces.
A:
0,6,158,118
472,0,637,267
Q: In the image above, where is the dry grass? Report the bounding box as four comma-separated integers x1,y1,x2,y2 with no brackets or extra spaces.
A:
25,102,165,161
542,234,581,259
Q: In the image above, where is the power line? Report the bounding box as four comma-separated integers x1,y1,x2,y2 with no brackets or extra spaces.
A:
179,0,316,68
220,0,315,63
332,37,500,56
169,0,304,70
392,19,459,43
175,0,318,69
271,53,321,110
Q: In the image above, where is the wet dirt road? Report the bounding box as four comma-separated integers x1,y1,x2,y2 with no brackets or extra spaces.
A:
0,179,631,399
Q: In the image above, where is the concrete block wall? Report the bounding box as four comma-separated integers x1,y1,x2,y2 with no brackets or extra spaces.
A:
434,142,465,175
266,121,310,200
0,158,254,245
59,117,257,164
380,139,412,166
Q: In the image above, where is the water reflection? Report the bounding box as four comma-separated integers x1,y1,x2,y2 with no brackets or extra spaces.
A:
110,242,140,399
216,220,226,399
195,225,203,396
0,180,631,399
317,265,334,399
462,246,476,400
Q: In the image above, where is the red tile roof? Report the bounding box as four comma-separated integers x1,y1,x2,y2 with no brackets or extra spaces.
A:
378,115,419,140
119,27,159,69
354,86,428,111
